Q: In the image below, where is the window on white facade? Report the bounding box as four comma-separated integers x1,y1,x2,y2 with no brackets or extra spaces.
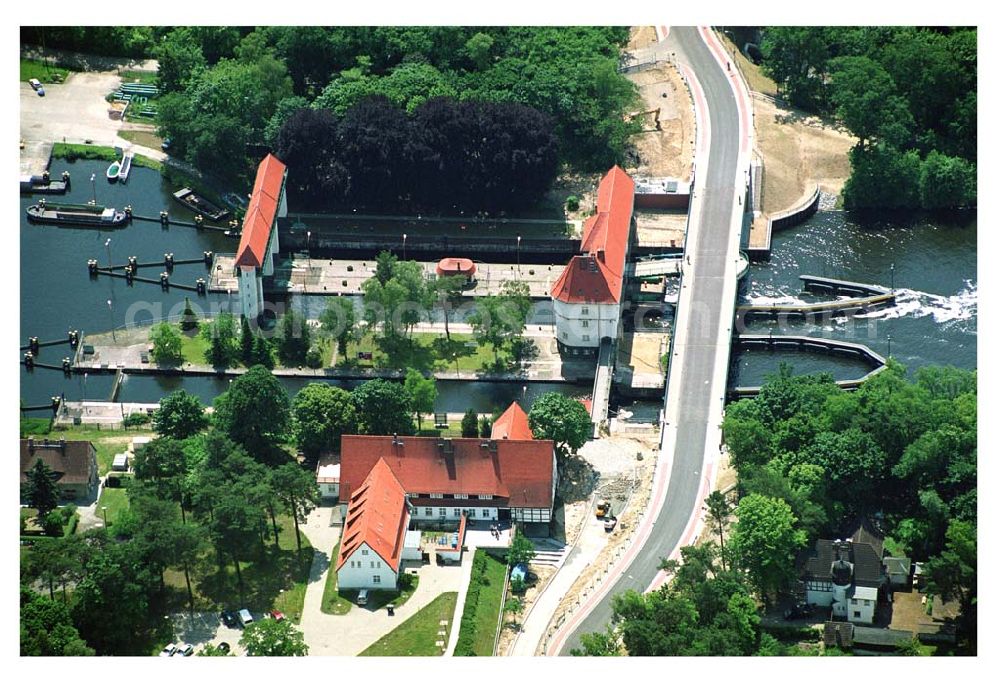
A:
582,335,590,343
478,494,493,500
581,307,590,316
853,611,861,619
371,561,376,568
454,509,462,517
373,575,381,584
438,507,447,517
430,493,444,499
362,549,369,556
581,320,590,328
453,493,468,499
863,599,871,607
468,509,476,518
561,331,567,339
424,508,433,516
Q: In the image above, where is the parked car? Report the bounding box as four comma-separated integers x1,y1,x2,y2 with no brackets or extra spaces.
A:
161,138,172,151
217,642,231,654
173,643,194,656
28,78,45,96
267,610,285,622
220,609,238,628
356,589,369,606
238,608,254,627
783,602,817,620
158,643,178,657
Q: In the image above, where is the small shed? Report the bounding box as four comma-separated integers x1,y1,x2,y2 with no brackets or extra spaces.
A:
435,258,476,282
111,453,129,472
883,556,911,587
316,456,340,499
131,436,151,452
403,530,423,561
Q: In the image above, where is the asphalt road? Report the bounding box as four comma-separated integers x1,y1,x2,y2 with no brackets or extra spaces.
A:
560,26,741,653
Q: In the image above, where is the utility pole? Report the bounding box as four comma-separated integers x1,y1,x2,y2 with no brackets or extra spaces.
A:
107,299,116,342
105,238,112,269
90,173,96,205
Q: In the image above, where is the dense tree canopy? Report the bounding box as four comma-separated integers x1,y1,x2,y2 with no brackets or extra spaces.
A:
153,389,207,439
212,365,291,458
528,392,592,455
759,26,976,210
351,378,415,436
292,383,357,463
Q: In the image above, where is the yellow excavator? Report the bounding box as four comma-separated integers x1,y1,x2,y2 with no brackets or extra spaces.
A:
626,107,661,131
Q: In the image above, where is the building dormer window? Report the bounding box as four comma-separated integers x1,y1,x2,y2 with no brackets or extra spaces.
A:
430,493,444,499
453,493,468,500
478,494,493,500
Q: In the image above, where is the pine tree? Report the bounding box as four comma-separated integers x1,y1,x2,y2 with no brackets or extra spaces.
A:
251,335,275,370
180,298,199,332
24,458,61,516
461,408,479,437
240,315,254,365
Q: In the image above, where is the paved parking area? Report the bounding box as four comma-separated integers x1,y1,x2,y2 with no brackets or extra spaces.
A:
168,611,248,656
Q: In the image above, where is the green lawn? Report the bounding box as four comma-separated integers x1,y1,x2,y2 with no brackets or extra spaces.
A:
178,322,333,370
455,550,508,656
119,69,158,86
51,142,161,171
322,541,419,614
162,513,314,621
96,487,129,527
345,332,510,373
21,58,72,83
359,592,458,656
118,129,163,151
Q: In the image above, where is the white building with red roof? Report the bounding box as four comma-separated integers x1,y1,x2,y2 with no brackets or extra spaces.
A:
339,427,556,525
236,153,287,321
550,166,635,354
336,458,412,590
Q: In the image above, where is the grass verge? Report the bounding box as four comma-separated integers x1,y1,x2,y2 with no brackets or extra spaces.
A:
51,142,161,171
454,550,507,656
359,592,459,656
21,58,72,83
96,486,129,527
118,129,163,151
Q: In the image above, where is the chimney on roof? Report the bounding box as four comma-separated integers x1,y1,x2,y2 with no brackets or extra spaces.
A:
438,439,453,455
597,249,605,263
392,433,404,455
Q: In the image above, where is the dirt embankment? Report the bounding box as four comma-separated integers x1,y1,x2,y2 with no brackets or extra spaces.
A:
627,26,658,51
719,35,855,213
625,64,694,181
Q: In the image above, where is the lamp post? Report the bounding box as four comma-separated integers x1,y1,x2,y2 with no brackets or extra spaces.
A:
105,238,112,269
402,233,407,261
890,263,895,293
306,230,311,252
90,173,96,205
102,506,109,530
886,333,892,360
107,299,116,342
516,235,521,276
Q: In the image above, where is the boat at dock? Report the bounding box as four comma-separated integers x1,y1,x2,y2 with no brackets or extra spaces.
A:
118,151,133,183
106,161,121,182
21,174,68,195
172,188,230,221
26,201,128,227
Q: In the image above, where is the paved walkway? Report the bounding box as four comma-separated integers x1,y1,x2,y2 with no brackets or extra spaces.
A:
508,514,611,655
297,506,473,656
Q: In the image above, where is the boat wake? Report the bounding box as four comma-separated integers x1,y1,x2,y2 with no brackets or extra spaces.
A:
855,280,977,329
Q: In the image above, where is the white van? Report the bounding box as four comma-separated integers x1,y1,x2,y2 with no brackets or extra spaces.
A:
238,609,254,627
356,589,369,606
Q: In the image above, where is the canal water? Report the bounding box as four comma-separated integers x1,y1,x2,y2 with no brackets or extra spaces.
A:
21,160,976,413
736,209,977,383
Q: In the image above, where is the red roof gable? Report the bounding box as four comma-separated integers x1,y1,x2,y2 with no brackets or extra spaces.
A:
336,458,409,573
491,402,534,440
236,154,286,268
551,166,634,304
339,436,555,511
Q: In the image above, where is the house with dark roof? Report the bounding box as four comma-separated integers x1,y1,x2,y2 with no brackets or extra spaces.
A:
20,438,99,501
551,166,635,354
800,517,890,625
339,429,556,525
235,153,287,321
336,458,411,590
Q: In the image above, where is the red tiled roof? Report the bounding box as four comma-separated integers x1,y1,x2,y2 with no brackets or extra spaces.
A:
550,166,634,304
336,458,409,573
339,436,555,511
236,154,286,268
491,402,534,441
